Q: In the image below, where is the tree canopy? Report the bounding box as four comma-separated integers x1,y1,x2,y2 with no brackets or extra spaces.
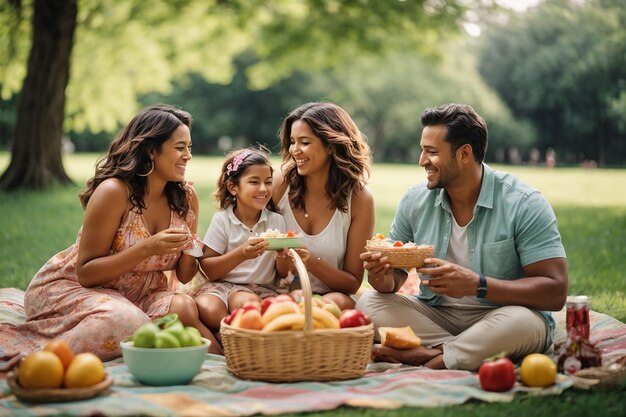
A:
0,0,478,189
478,0,626,164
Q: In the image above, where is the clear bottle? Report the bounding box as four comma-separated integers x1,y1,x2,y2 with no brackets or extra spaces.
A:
558,295,602,374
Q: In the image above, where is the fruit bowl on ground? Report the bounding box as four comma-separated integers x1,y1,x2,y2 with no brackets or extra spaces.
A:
120,338,210,386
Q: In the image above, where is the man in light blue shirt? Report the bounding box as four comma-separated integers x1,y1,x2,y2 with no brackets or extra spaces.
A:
357,103,568,371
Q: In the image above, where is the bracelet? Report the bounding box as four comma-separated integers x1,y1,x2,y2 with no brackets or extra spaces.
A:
476,273,488,299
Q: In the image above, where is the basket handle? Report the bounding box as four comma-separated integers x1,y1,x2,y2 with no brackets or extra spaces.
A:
289,248,313,332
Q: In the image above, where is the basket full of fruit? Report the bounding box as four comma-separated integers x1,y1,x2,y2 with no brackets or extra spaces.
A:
220,249,374,382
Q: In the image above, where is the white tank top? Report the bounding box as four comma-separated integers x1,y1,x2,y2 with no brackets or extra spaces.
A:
278,188,351,294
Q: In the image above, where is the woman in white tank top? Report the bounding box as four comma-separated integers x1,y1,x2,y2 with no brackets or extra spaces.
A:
273,102,375,310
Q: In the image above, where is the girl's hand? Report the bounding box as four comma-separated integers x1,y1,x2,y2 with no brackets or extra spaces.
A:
146,228,191,256
241,237,268,259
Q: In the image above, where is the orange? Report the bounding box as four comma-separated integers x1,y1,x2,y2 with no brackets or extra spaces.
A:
64,352,106,388
18,351,64,389
519,353,557,387
44,339,75,370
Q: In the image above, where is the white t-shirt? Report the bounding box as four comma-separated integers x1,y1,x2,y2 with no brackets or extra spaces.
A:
441,215,482,307
278,189,351,294
202,206,286,285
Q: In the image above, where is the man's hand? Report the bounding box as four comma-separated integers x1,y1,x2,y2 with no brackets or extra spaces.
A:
417,258,479,298
360,251,396,293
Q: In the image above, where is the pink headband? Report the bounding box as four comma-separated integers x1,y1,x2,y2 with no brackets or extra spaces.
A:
225,150,252,177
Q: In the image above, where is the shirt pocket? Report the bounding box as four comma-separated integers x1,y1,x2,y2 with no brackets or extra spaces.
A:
481,238,521,279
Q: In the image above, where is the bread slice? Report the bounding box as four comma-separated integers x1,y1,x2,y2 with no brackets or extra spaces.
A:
378,326,421,349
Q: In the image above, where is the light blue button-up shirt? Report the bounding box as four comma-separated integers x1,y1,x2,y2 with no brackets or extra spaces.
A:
389,163,566,350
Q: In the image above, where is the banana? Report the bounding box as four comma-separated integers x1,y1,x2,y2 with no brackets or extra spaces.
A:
263,313,305,332
312,318,326,329
311,296,326,308
311,306,340,329
322,302,342,319
291,320,305,330
261,302,301,327
299,297,325,312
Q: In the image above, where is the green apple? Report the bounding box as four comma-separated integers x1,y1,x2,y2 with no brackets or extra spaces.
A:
132,322,159,348
155,330,182,348
155,313,180,329
184,326,203,346
163,322,186,344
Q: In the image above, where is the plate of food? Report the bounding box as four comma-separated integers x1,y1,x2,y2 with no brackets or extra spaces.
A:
365,233,435,269
260,229,302,250
8,372,113,403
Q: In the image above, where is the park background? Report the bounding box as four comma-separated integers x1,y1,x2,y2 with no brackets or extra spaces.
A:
0,1,625,416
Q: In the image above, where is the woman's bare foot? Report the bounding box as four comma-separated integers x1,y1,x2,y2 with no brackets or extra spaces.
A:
371,344,442,367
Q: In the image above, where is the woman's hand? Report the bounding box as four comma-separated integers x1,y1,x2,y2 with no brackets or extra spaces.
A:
145,227,192,256
292,247,311,267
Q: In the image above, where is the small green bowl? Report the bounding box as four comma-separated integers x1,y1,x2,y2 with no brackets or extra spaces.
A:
120,338,210,386
265,237,302,251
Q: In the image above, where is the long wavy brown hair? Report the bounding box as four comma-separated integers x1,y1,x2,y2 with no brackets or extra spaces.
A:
79,104,193,217
279,102,371,213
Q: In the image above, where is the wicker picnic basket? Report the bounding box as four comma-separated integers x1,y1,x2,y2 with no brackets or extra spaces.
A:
365,239,435,269
220,249,375,382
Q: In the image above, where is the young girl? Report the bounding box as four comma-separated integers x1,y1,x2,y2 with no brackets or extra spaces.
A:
195,148,291,332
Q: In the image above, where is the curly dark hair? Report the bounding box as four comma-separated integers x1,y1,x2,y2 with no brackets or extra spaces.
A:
421,103,488,163
215,147,278,212
79,104,193,217
279,102,371,213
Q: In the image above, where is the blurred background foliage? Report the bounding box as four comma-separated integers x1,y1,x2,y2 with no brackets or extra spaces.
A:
1,0,625,171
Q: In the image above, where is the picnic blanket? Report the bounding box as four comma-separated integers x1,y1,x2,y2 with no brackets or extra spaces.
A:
1,287,625,417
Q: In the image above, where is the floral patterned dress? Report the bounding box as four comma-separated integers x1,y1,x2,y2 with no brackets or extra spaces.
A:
0,202,195,361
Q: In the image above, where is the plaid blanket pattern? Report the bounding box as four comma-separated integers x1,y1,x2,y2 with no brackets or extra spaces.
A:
1,288,624,416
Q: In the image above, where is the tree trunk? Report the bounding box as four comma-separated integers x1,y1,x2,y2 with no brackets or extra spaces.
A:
0,0,77,190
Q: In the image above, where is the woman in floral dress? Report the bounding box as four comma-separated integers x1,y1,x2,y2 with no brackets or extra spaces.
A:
1,104,221,360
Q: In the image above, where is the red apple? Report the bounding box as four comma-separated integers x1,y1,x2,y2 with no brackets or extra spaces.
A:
478,354,516,392
260,297,276,315
339,309,371,328
238,309,263,330
224,308,241,325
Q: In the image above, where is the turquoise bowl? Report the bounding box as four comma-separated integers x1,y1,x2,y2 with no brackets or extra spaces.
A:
120,338,210,386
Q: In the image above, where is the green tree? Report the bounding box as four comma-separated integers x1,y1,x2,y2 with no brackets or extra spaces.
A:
0,0,474,190
317,45,533,163
477,0,626,165
139,55,320,155
1,0,77,189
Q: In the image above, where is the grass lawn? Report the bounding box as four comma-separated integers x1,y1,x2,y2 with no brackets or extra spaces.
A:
0,152,625,416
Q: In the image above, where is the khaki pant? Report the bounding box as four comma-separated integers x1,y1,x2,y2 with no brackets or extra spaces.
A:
356,290,548,371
